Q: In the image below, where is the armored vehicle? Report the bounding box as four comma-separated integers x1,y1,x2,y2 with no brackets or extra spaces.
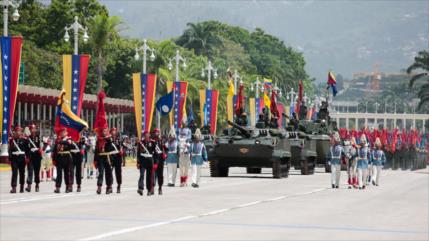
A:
209,121,292,179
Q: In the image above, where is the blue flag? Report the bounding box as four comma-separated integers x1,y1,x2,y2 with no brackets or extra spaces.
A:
188,101,195,126
156,91,174,115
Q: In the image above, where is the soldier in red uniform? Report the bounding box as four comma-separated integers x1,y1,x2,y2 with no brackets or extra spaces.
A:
95,128,115,195
26,124,42,192
137,131,155,196
110,128,124,193
9,126,29,193
52,128,73,193
152,128,167,195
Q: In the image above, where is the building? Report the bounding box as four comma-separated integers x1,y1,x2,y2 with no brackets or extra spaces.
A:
14,85,135,136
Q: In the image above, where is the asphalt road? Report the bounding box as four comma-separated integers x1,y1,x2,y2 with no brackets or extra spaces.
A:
0,166,428,240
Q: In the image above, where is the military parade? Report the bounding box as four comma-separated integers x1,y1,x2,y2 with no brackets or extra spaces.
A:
0,0,428,240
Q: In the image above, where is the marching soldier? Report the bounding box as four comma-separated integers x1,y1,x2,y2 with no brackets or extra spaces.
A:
328,132,345,189
137,131,155,196
95,128,115,195
110,128,124,193
52,128,73,193
345,137,358,189
9,126,29,193
357,134,371,190
371,138,386,186
166,128,179,187
178,123,191,187
152,128,167,195
86,132,96,179
26,124,42,192
190,129,208,188
70,136,84,192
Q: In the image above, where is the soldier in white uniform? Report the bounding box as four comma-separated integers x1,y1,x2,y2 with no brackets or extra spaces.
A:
166,128,179,187
371,138,386,186
190,129,208,188
345,137,358,189
178,124,191,187
86,133,96,179
357,134,370,189
328,132,345,189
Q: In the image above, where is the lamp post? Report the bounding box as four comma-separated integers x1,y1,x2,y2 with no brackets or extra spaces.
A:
287,88,297,105
2,0,20,36
168,50,186,82
233,70,240,94
64,16,89,55
134,39,155,74
375,102,380,114
201,60,217,90
250,77,262,98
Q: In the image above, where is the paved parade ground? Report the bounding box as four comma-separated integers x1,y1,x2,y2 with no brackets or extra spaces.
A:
0,166,428,241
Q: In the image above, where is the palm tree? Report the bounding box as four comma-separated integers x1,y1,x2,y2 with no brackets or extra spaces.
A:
407,50,429,109
88,13,122,93
175,22,223,57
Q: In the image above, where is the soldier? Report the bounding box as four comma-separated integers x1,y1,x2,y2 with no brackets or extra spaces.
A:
9,126,29,193
110,128,124,193
357,134,371,190
345,137,358,189
166,128,179,187
152,128,167,195
86,132,96,179
26,124,42,192
70,136,83,192
52,128,73,193
190,129,208,188
328,132,345,189
95,128,115,195
178,123,191,187
371,138,386,186
137,131,155,196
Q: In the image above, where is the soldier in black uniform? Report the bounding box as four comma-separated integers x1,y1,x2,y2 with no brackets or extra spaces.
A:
110,128,124,193
137,131,155,196
52,128,73,193
26,124,42,192
70,136,84,192
95,128,115,195
152,128,167,195
9,126,29,193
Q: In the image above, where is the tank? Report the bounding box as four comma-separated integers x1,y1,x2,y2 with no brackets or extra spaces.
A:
209,120,292,179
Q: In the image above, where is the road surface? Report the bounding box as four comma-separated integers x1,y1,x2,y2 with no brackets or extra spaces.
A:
0,166,428,240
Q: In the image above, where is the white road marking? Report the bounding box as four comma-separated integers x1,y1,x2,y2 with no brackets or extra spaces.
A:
79,187,328,240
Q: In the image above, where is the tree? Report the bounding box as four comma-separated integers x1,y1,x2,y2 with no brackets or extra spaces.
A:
175,21,223,57
407,50,429,109
88,13,122,93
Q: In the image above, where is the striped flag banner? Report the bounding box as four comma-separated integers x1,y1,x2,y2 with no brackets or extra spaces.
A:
133,73,157,139
172,81,188,131
62,54,90,116
199,89,219,134
0,36,22,147
277,103,285,127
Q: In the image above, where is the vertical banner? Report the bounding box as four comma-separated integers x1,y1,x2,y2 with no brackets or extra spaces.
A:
227,95,234,122
173,81,188,131
199,89,206,126
277,103,285,127
132,73,157,139
0,36,23,147
166,81,173,126
200,89,219,134
62,54,90,116
249,98,255,127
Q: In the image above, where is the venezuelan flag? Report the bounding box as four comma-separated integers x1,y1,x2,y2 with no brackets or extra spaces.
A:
263,78,272,89
327,71,337,97
172,81,188,131
0,36,22,145
55,91,88,141
199,89,219,134
133,73,157,139
62,54,90,116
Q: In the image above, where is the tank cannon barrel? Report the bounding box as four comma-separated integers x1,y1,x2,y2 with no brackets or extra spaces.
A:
227,120,251,138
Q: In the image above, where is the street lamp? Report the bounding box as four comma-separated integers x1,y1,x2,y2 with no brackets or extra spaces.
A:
233,70,240,94
201,60,217,90
2,0,21,36
134,39,156,74
64,16,89,55
375,102,380,114
167,50,186,82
